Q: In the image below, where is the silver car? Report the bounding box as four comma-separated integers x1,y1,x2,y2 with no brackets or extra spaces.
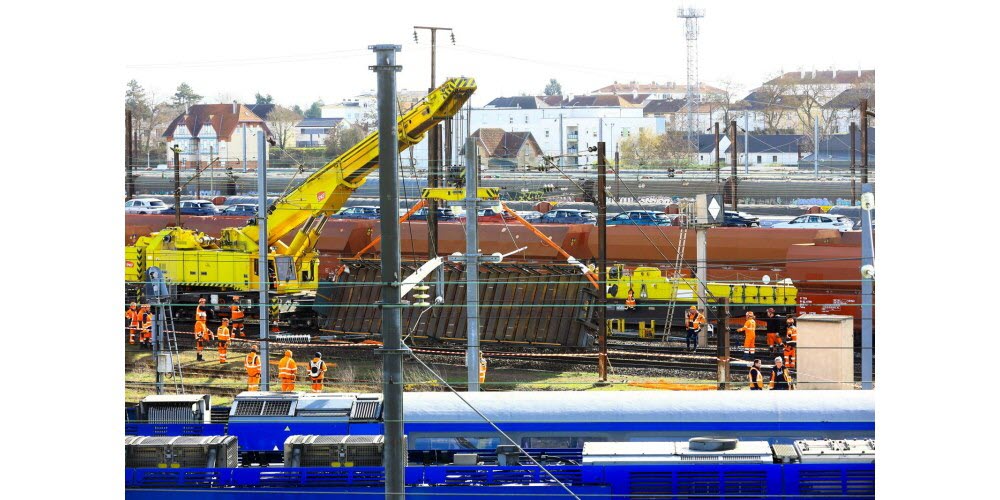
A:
771,214,854,232
125,198,169,214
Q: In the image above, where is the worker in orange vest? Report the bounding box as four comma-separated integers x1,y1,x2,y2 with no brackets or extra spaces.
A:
308,352,328,393
278,350,297,391
140,304,153,348
783,317,798,370
216,318,231,364
230,297,245,337
244,345,262,391
624,289,636,311
126,302,139,345
193,298,210,360
764,308,782,355
737,311,756,360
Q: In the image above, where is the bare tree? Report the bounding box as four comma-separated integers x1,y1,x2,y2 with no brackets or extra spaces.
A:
267,106,303,149
711,79,744,126
753,82,791,134
619,130,693,168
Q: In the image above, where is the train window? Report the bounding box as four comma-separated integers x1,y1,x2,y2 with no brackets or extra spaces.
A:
410,437,501,450
520,436,605,449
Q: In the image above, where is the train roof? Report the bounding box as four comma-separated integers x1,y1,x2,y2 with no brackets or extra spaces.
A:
400,390,874,424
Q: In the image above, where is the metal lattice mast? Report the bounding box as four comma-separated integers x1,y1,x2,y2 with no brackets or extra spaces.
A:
678,7,704,151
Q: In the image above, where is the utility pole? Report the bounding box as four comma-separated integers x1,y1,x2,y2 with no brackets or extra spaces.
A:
126,110,135,200
713,122,720,185
850,122,857,205
744,113,750,175
860,99,869,183
614,149,621,202
171,144,182,227
464,137,481,391
242,124,248,174
597,142,608,382
695,194,709,349
718,298,731,390
414,25,454,302
256,133,270,391
371,43,405,500
209,145,215,194
677,7,705,149
861,184,874,390
729,120,738,212
813,116,819,180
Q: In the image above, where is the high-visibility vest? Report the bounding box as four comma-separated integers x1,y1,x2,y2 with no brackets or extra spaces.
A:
244,352,261,373
196,306,207,323
739,319,756,334
141,311,152,331
693,313,706,329
128,308,140,327
217,326,230,342
309,359,327,379
278,357,297,380
786,326,798,346
478,356,487,384
231,305,244,321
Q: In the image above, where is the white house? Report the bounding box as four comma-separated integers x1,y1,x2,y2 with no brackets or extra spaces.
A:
822,88,874,134
162,103,270,169
295,117,345,147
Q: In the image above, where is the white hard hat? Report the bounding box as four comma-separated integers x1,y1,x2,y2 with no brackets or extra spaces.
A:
774,356,783,364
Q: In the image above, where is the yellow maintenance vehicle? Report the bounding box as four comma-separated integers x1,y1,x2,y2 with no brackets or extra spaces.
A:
125,78,477,318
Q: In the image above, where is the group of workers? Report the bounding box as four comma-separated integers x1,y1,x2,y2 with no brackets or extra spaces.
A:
125,302,153,347
737,308,797,368
191,297,246,362
747,356,795,390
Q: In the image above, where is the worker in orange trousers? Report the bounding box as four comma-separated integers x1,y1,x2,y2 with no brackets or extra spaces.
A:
216,318,231,364
126,302,139,344
278,350,297,391
783,317,798,370
140,304,153,347
193,298,211,361
244,345,262,391
737,311,757,360
308,352,328,393
230,297,245,337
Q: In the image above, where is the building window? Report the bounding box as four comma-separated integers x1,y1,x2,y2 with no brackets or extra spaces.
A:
509,117,514,124
545,130,550,138
772,155,778,162
699,155,704,161
524,116,528,124
756,155,762,164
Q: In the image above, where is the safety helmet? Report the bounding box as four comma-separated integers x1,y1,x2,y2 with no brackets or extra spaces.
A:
130,302,137,308
251,345,258,352
689,305,697,310
774,356,783,364
142,304,150,309
198,298,206,303
747,311,755,317
767,307,775,313
284,350,292,357
314,351,322,358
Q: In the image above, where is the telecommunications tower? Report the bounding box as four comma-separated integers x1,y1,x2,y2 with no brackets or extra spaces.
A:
678,7,705,149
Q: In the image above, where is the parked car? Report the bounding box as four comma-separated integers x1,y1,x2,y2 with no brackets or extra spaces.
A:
723,211,761,227
607,210,672,226
516,210,543,221
536,209,597,224
125,198,169,214
332,206,381,219
477,207,516,222
160,199,219,216
409,207,462,221
220,203,259,216
771,214,854,231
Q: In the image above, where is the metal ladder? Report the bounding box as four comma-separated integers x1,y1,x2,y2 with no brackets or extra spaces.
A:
663,205,691,341
147,267,184,394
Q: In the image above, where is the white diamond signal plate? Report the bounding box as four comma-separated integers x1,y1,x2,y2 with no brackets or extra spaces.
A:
708,197,721,220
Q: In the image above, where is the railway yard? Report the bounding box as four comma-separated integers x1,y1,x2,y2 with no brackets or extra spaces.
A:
117,18,884,500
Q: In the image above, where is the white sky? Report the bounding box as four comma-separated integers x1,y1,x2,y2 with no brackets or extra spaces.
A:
124,0,875,108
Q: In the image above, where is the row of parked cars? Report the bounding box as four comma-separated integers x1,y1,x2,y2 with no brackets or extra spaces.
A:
126,198,856,232
124,198,258,216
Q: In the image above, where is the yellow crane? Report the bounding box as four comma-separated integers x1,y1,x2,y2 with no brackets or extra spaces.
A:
125,78,476,304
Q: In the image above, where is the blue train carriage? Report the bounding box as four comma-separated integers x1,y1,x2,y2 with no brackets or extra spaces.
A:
126,435,874,498
126,390,875,462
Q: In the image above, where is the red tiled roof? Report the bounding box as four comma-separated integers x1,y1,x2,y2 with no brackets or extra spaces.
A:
472,128,542,159
765,70,875,86
163,104,272,141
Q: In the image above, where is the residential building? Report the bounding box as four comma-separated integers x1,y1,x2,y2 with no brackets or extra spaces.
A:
761,69,874,105
798,128,875,169
593,81,725,101
822,88,875,134
295,117,344,147
471,128,544,170
723,134,805,167
162,103,271,169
